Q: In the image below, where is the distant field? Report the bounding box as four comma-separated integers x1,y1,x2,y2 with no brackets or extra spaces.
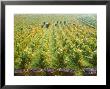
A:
14,14,97,76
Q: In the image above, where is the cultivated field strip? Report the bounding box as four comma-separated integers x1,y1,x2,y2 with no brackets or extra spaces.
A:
14,14,97,76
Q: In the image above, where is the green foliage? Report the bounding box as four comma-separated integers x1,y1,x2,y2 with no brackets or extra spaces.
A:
14,14,97,76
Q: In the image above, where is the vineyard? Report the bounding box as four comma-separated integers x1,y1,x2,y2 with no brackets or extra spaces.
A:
14,14,97,76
